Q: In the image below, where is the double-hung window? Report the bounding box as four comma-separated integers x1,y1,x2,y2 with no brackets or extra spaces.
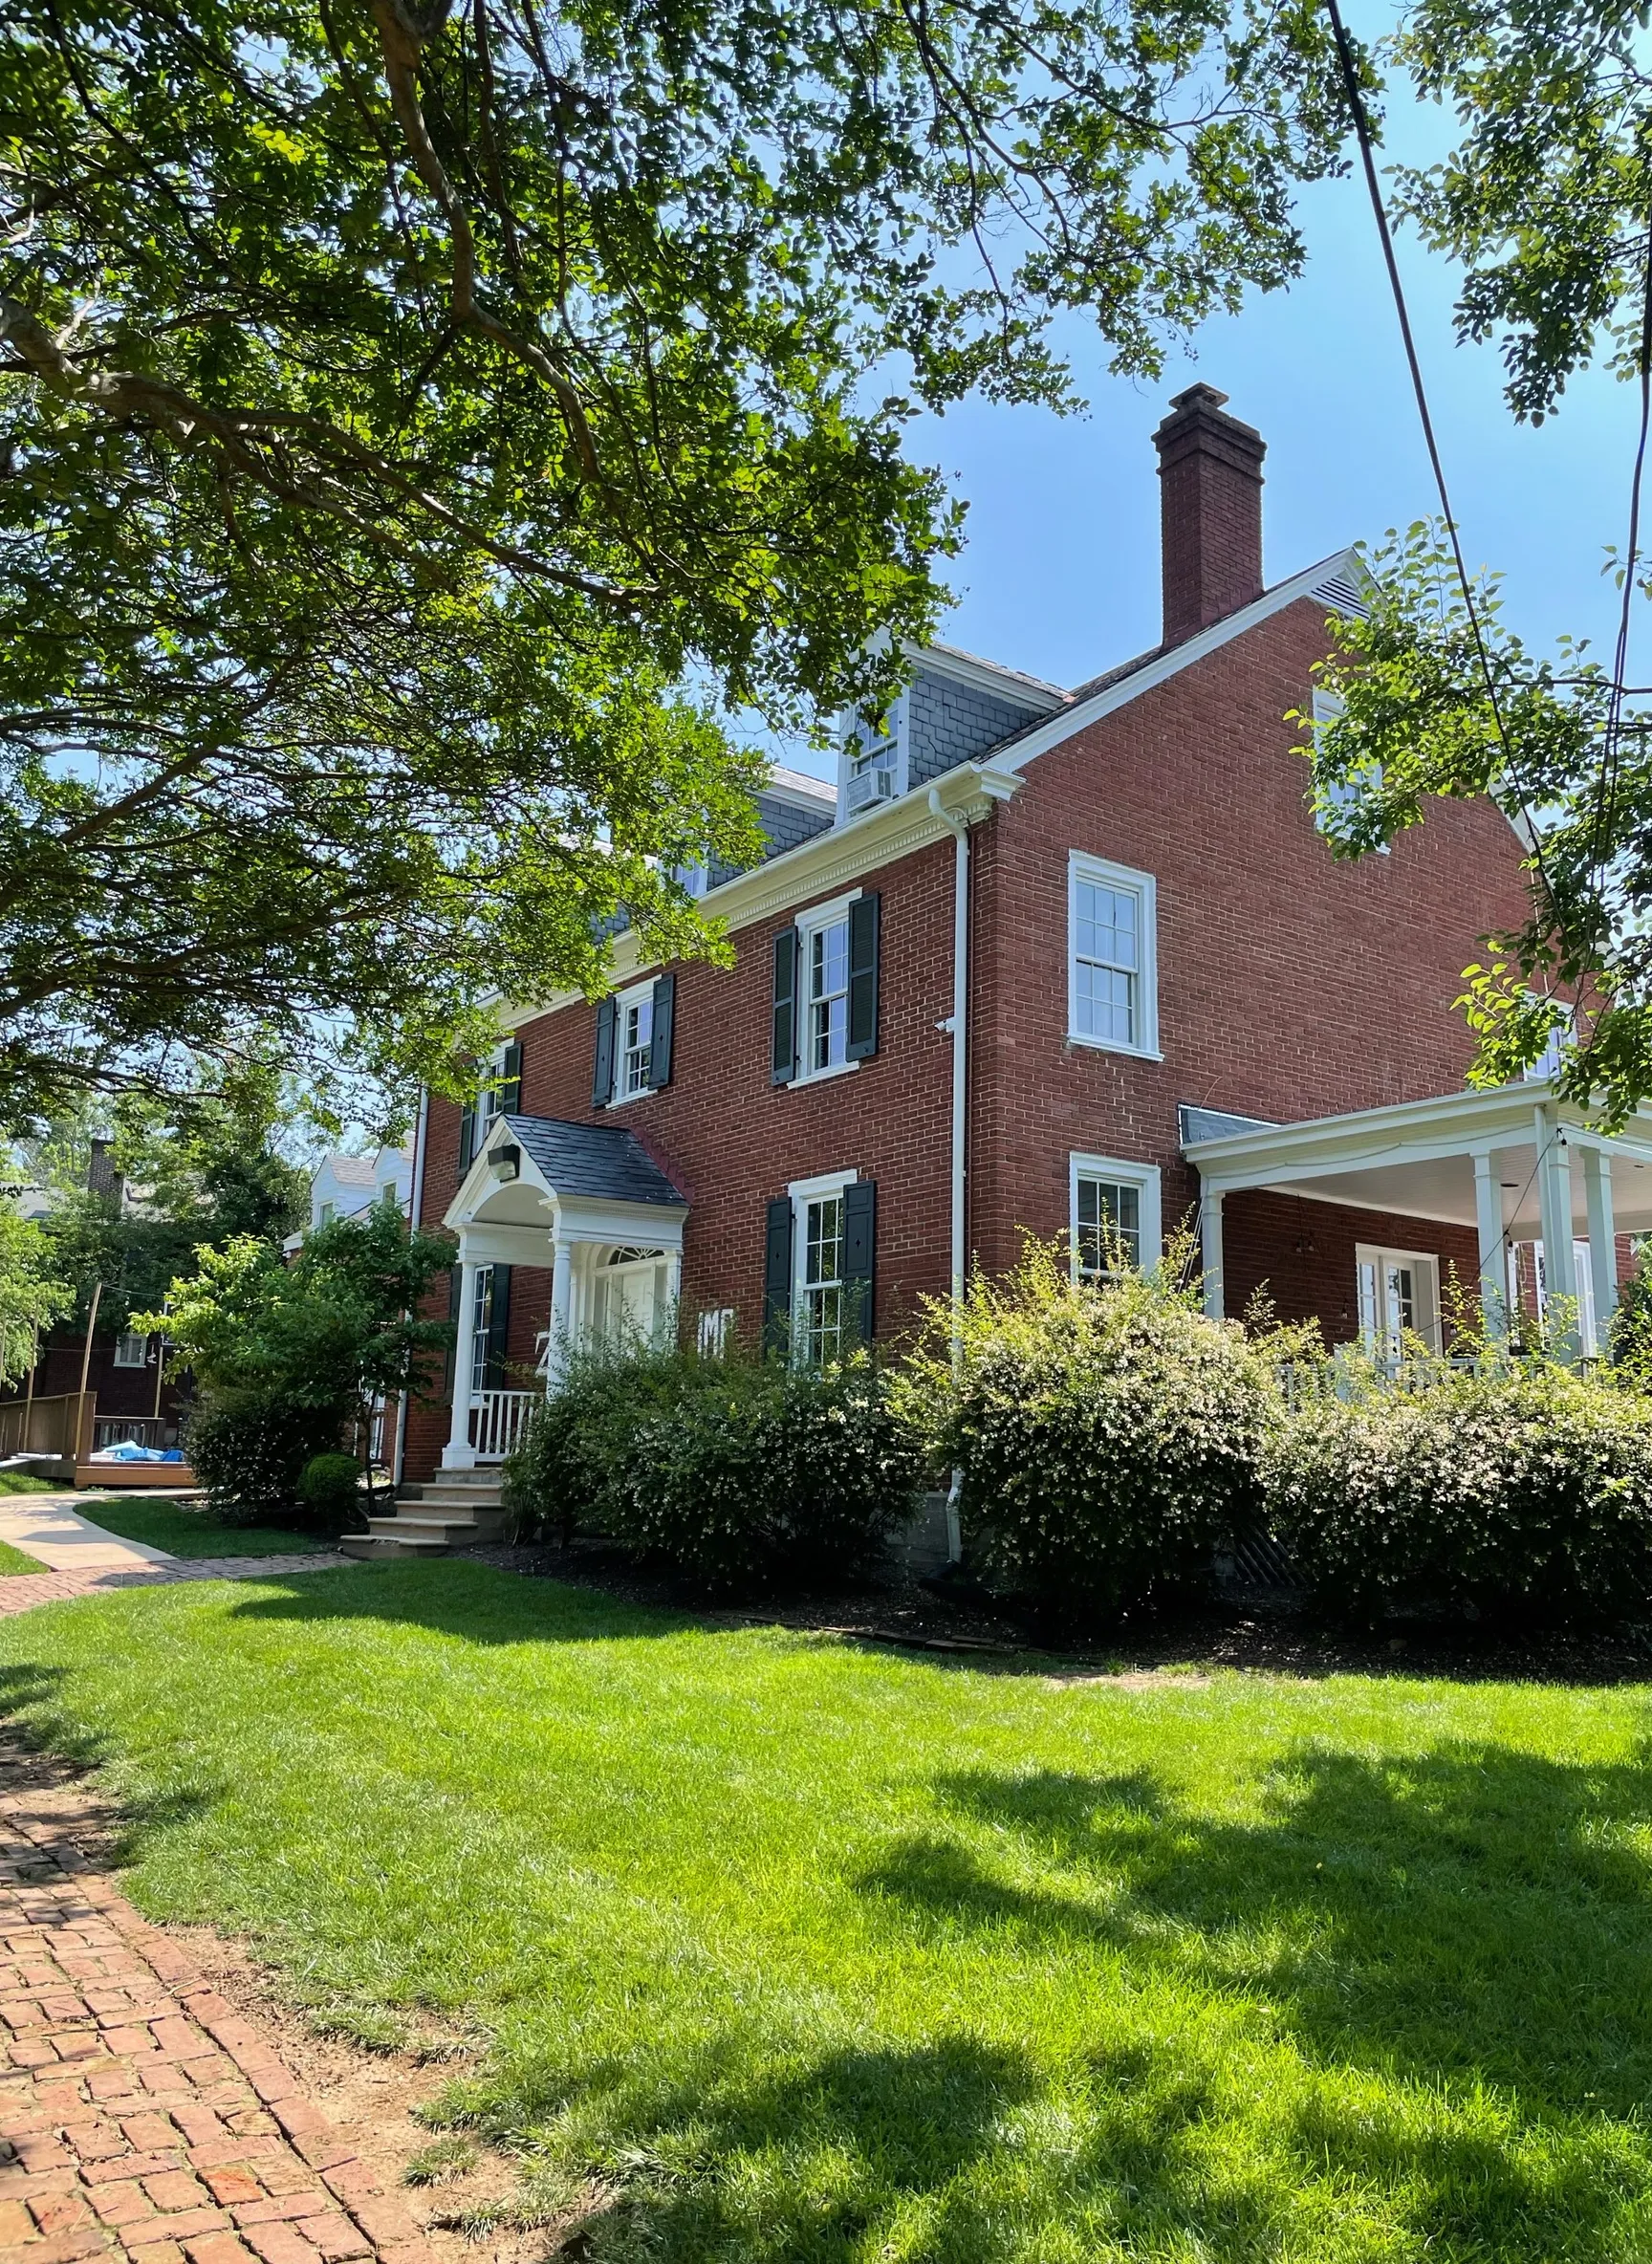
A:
617,980,655,1100
806,916,851,1075
773,890,878,1087
1068,853,1158,1057
800,1189,848,1363
1069,1155,1162,1280
113,1332,148,1369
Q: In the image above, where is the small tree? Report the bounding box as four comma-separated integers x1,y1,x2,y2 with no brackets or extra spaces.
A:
0,1208,71,1387
138,1202,455,1513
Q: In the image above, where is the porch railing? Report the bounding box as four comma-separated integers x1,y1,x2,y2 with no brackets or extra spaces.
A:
468,1388,543,1462
92,1415,166,1451
0,1392,85,1460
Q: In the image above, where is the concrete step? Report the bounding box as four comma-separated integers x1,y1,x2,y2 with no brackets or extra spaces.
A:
365,1514,480,1538
338,1533,453,1560
399,1488,505,1514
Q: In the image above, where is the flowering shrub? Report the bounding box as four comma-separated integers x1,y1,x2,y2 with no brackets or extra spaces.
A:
186,1387,341,1525
505,1341,917,1592
901,1242,1275,1620
1265,1357,1652,1625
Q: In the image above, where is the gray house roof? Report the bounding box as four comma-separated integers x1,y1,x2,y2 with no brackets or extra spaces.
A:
498,1115,686,1208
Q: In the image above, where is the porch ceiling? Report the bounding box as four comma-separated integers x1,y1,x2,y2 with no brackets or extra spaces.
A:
1184,1083,1652,1238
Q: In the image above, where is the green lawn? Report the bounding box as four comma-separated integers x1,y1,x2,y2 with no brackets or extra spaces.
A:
0,1562,1650,2261
0,1537,46,1574
0,1471,64,1495
75,1495,325,1558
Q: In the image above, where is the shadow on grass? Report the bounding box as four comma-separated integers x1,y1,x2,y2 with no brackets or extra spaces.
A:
223,1557,706,1647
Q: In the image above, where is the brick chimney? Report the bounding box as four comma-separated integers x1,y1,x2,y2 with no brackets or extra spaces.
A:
1152,383,1266,646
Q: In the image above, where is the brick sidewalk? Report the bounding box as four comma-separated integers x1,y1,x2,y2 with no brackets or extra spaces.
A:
0,1757,429,2264
0,1558,352,1620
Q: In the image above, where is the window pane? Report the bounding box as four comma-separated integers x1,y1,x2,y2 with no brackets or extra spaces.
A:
621,995,654,1096
1076,1179,1141,1275
801,1195,847,1364
808,919,849,1071
1076,963,1136,1045
470,1267,493,1392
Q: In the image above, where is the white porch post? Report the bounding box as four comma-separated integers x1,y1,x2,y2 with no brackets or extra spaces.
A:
665,1247,683,1320
1472,1150,1507,1339
1534,1105,1579,1347
1582,1143,1619,1350
547,1230,575,1383
1200,1187,1225,1320
441,1255,481,1469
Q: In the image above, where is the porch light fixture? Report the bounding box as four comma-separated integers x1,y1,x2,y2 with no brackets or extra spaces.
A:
489,1144,521,1183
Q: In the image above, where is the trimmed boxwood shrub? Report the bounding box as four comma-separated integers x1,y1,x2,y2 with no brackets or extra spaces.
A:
902,1243,1274,1621
504,1341,918,1591
186,1387,341,1526
1265,1359,1652,1625
297,1450,365,1530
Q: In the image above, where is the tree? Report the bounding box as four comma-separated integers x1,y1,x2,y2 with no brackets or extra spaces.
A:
138,1201,457,1507
0,0,1351,1130
1294,0,1652,1119
0,1208,71,1387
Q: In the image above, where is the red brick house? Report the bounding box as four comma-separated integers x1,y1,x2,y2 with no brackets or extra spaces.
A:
392,384,1652,1510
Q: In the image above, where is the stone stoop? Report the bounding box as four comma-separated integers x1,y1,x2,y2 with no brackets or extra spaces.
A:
337,1470,508,1561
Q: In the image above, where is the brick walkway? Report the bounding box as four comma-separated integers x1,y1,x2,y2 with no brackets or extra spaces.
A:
0,1558,352,1620
0,1754,429,2264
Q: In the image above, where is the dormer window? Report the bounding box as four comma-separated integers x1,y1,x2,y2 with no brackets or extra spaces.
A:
839,696,907,820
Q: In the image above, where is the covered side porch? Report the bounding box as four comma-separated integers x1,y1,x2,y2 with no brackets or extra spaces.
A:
441,1112,688,1469
1184,1084,1652,1355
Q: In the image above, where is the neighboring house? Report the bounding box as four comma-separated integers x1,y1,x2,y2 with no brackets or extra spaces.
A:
286,1148,414,1251
402,384,1652,1482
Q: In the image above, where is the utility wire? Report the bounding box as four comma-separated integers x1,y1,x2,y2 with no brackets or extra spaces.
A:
1320,0,1557,911
1591,184,1652,894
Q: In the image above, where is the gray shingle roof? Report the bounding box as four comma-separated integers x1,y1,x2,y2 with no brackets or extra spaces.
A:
499,1115,686,1208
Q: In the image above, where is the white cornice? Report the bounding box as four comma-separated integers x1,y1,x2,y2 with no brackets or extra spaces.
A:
908,641,1067,711
497,762,1020,1030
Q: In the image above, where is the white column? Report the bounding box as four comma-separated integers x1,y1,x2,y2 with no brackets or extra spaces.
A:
1533,1106,1579,1349
441,1256,481,1469
665,1247,683,1326
1582,1143,1619,1350
1472,1150,1507,1339
1201,1187,1225,1319
547,1232,575,1383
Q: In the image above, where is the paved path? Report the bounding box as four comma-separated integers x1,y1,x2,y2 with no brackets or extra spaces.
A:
0,1497,176,1575
0,1559,354,1621
0,1752,429,2264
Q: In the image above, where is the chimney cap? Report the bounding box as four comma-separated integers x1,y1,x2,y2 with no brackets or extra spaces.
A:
1153,383,1266,474
1168,381,1229,412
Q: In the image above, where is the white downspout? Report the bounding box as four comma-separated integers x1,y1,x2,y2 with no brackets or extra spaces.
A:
928,789,969,1562
393,1084,430,1491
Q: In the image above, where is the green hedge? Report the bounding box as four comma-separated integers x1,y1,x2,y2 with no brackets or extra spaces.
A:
186,1388,341,1526
902,1245,1274,1620
505,1342,918,1592
1265,1359,1652,1625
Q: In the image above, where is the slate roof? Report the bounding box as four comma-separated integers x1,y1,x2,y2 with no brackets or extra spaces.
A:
498,1114,687,1208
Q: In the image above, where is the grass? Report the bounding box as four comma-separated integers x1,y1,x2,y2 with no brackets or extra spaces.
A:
74,1496,325,1558
1,1562,1651,2260
0,1471,64,1495
0,1537,46,1574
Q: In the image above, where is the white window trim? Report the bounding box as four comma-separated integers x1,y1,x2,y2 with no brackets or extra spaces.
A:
1066,851,1161,1060
837,693,909,825
791,888,863,1089
1355,1244,1442,1353
1068,1154,1163,1278
609,975,658,1106
112,1332,149,1369
788,1168,859,1365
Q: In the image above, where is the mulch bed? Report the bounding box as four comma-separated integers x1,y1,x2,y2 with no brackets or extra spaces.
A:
464,1537,1652,1686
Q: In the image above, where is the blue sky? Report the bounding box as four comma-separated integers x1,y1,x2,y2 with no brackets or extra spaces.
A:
782,50,1645,782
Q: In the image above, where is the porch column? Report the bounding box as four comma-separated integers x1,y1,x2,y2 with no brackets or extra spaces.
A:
1472,1150,1508,1339
440,1255,481,1469
665,1248,683,1315
1200,1187,1225,1320
1582,1143,1619,1351
546,1231,575,1384
1533,1105,1579,1348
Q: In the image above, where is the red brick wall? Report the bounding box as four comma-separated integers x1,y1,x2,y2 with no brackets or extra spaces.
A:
1222,1190,1479,1344
967,593,1533,1292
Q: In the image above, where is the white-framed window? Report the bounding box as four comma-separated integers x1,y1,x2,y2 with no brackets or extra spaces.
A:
613,978,656,1102
1312,688,1389,853
795,890,861,1083
590,1248,670,1344
697,1306,735,1357
838,695,907,821
113,1332,148,1369
1069,1155,1163,1280
318,1201,336,1227
1067,852,1159,1057
790,1169,857,1364
470,1264,497,1393
1356,1245,1441,1358
479,1040,512,1132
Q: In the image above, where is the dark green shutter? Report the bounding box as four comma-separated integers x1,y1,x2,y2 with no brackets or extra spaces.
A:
842,1180,876,1342
763,1197,794,1355
593,995,618,1107
846,893,880,1060
772,928,799,1084
486,1264,511,1386
649,972,676,1089
499,1040,522,1114
457,1096,477,1174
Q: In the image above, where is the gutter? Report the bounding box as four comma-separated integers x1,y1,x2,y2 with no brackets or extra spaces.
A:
927,788,970,1563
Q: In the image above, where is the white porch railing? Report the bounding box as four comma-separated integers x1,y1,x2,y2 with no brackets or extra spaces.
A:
468,1388,543,1462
